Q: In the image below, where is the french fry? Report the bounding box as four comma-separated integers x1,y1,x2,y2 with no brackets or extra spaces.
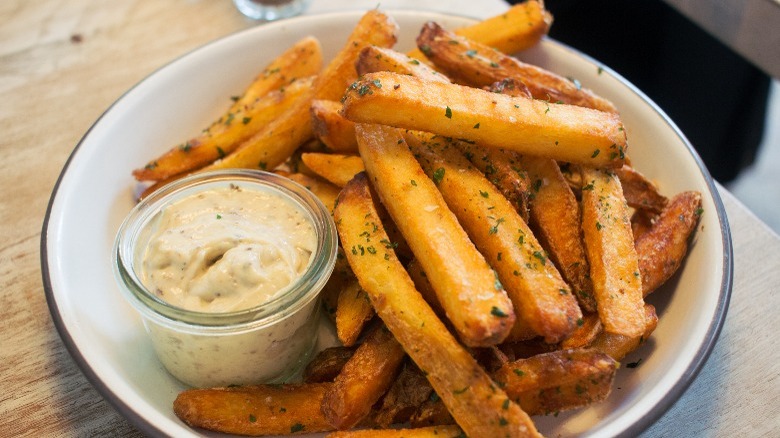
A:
311,99,359,153
636,191,702,296
335,279,375,346
275,171,342,214
455,142,532,223
173,383,333,435
204,10,398,172
559,313,602,349
631,208,656,242
487,77,532,99
341,72,627,168
580,167,646,337
326,425,464,438
303,346,356,383
417,21,618,113
492,348,619,415
356,124,515,347
300,153,365,188
334,172,540,437
615,164,668,213
589,304,658,361
356,46,451,83
230,36,323,112
406,132,581,343
322,323,407,430
133,75,315,181
523,157,597,312
407,1,552,61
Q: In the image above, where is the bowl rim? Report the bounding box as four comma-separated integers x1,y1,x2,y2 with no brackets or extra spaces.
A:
40,9,733,437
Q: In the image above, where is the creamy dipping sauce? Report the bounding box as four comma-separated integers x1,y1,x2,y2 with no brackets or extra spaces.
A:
141,184,316,313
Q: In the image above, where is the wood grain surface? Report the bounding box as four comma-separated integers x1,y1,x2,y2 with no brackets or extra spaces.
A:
0,1,778,437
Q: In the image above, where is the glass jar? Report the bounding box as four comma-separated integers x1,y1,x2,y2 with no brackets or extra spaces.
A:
113,170,337,388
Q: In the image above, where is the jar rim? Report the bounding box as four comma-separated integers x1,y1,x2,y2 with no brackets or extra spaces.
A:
113,169,338,330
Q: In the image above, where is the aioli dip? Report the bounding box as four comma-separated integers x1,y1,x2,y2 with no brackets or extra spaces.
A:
141,184,316,312
114,171,337,388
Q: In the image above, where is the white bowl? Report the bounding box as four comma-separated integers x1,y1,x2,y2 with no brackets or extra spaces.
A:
42,9,732,437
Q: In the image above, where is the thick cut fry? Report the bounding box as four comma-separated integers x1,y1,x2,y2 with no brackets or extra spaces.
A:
373,362,434,427
407,1,552,61
357,46,451,83
417,22,618,113
560,313,602,349
407,133,581,343
636,191,702,296
523,157,596,312
580,167,646,337
133,75,315,181
335,279,375,346
303,346,356,383
231,36,323,112
311,100,359,153
492,349,619,416
204,10,398,172
356,124,515,346
615,165,668,213
590,304,658,361
301,153,365,187
334,172,540,437
275,171,342,214
173,383,333,435
341,72,627,168
455,142,532,223
631,208,656,242
322,323,406,430
326,425,464,438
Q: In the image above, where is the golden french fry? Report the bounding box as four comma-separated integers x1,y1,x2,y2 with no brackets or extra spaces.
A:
322,323,406,430
326,425,464,438
173,383,333,435
133,75,315,181
492,348,619,416
580,167,646,337
275,171,342,214
231,36,323,111
334,172,540,438
615,164,668,213
335,279,375,346
311,99,359,153
341,72,627,168
523,157,596,312
407,132,581,344
407,1,552,60
356,46,451,83
356,124,515,347
417,21,618,113
560,313,602,349
204,10,398,172
589,304,658,361
300,153,365,188
636,191,702,296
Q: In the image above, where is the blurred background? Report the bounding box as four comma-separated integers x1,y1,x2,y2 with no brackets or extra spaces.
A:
532,0,780,234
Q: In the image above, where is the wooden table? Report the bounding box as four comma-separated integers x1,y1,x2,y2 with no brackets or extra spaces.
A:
1,1,778,436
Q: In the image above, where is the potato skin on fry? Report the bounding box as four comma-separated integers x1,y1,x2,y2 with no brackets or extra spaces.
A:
636,191,702,296
590,304,658,361
341,72,627,168
334,172,540,438
322,323,407,430
326,425,464,438
311,99,359,153
173,383,333,435
417,21,618,113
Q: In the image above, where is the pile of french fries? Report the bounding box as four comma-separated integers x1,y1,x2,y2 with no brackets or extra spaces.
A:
133,2,704,436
